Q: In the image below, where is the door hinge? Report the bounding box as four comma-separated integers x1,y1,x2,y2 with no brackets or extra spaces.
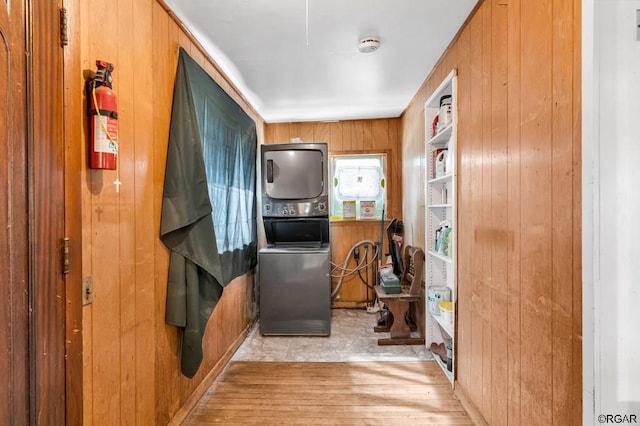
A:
59,8,68,47
62,237,70,274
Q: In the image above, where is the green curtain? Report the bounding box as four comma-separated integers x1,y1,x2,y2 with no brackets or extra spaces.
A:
160,48,257,378
187,52,258,284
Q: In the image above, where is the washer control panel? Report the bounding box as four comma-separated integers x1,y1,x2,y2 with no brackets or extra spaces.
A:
262,197,328,217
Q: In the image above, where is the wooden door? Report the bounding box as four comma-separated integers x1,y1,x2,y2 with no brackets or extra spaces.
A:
1,0,77,424
30,0,68,422
0,0,30,422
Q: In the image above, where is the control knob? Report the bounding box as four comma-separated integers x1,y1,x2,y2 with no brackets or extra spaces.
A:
317,202,326,211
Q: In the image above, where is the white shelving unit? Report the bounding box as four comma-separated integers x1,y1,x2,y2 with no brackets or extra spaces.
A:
424,70,457,386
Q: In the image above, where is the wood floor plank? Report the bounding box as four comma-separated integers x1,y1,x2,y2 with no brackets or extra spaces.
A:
200,401,467,412
210,386,456,398
202,399,465,409
186,414,472,426
182,361,472,425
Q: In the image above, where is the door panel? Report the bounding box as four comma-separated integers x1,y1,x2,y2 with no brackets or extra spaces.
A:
1,0,69,424
0,2,29,424
30,0,67,423
0,0,30,423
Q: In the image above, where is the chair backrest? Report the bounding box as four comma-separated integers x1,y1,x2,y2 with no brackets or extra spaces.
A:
386,219,404,276
401,245,425,297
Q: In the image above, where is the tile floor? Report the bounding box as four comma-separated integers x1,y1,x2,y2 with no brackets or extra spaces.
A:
232,308,433,362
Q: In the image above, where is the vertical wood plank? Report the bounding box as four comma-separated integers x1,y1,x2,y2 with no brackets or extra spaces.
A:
30,0,68,422
329,122,344,152
506,0,522,423
116,1,137,424
153,7,177,423
441,48,456,83
571,2,583,424
362,120,373,149
0,0,29,419
313,122,331,144
288,122,300,139
387,119,402,220
455,23,472,394
271,123,291,143
489,2,509,425
133,0,156,423
399,114,421,247
520,0,553,424
341,121,355,151
178,26,192,53
331,225,359,300
297,122,314,142
468,6,484,409
551,0,576,423
264,123,276,143
351,120,365,151
480,3,493,420
371,119,389,152
63,0,86,420
189,45,207,70
86,0,122,422
80,0,94,422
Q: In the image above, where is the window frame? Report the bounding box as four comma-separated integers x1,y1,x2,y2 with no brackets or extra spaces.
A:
328,152,388,222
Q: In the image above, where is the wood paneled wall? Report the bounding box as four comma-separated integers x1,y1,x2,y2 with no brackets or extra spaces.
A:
75,1,264,424
264,119,402,305
401,0,581,424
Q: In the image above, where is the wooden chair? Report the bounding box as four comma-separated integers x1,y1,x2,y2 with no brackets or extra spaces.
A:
373,245,425,345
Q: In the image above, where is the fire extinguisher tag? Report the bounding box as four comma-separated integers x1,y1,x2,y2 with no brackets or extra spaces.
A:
93,116,118,154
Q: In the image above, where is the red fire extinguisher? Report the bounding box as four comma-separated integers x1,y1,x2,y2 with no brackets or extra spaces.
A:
87,60,118,169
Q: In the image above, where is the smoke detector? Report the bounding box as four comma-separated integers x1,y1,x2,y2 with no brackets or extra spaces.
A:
358,37,380,53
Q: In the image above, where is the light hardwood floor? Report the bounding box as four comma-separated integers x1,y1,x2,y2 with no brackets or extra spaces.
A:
182,310,471,425
183,361,472,425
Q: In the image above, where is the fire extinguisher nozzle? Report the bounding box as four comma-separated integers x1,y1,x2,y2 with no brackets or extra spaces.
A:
96,60,114,72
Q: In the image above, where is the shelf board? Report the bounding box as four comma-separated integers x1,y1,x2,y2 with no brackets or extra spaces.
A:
427,250,453,263
428,203,452,209
432,312,454,337
426,124,453,145
432,350,454,384
428,174,452,184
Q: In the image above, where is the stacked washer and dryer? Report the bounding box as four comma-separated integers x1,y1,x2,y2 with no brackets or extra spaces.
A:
258,143,331,335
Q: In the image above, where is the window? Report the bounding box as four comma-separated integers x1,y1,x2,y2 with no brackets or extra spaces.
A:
330,154,386,220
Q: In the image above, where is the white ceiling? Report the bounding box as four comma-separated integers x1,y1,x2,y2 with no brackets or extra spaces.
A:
163,0,477,123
